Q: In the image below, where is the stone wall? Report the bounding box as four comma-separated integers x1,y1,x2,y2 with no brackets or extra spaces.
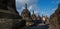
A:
0,0,21,29
49,3,60,29
0,19,13,29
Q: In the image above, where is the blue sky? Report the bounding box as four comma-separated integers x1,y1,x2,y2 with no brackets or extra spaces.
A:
16,0,60,17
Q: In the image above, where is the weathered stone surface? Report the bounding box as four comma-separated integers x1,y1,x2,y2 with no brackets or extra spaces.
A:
0,19,13,29
0,0,19,15
21,3,31,20
0,0,22,29
49,3,60,29
31,11,37,20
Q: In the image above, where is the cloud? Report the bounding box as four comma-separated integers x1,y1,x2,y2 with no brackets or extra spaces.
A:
27,4,41,15
16,0,38,15
51,7,57,13
16,0,37,6
16,0,40,15
34,11,39,14
28,5,32,11
17,7,25,14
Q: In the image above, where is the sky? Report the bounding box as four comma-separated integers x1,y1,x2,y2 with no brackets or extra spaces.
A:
16,0,60,17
